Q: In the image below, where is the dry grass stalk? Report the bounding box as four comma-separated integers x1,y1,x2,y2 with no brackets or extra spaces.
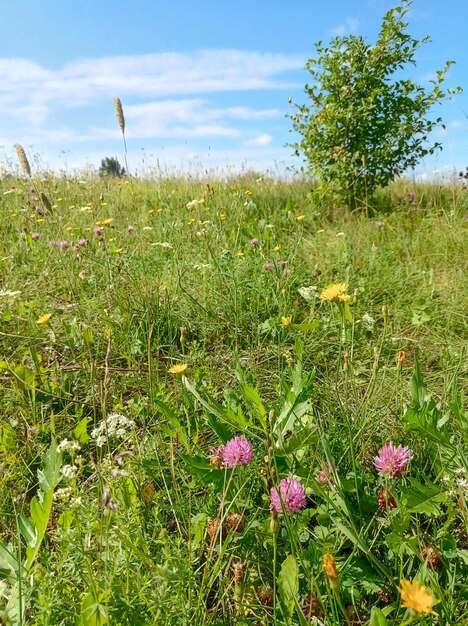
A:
15,144,31,177
114,97,125,135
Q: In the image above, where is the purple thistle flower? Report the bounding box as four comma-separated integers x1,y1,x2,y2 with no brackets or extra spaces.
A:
263,262,272,270
78,238,88,246
250,238,259,246
278,260,287,267
93,226,103,236
59,240,69,250
31,232,40,240
374,442,413,478
221,436,254,468
270,477,307,513
283,267,291,277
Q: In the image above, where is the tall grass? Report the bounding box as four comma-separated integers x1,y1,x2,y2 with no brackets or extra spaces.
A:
0,173,467,625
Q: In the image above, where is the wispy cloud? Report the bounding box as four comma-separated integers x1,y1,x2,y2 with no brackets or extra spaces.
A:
0,50,303,172
328,17,360,37
245,133,273,147
0,50,302,130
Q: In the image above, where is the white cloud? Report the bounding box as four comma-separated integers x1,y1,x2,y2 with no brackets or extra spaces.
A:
0,50,302,128
328,17,360,37
246,133,273,147
0,50,303,174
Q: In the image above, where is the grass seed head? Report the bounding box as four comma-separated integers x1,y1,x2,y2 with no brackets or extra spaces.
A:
114,96,125,134
15,143,31,177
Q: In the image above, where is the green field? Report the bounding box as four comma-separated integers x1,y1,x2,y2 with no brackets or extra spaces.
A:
0,174,467,625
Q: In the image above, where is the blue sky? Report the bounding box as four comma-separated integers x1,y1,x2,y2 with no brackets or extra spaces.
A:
1,0,467,177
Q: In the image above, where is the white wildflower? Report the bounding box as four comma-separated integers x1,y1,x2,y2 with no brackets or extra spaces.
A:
54,487,73,501
57,439,81,454
91,413,135,447
360,313,376,332
298,286,318,302
60,464,78,480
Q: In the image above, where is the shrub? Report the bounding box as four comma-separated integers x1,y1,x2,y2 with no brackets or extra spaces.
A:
290,0,461,207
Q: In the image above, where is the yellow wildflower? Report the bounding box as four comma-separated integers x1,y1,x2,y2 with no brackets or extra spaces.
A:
316,228,325,234
398,579,438,616
237,251,245,257
323,554,339,590
296,215,305,222
281,316,293,326
323,554,337,579
36,313,52,325
274,245,281,252
320,283,349,303
168,363,188,375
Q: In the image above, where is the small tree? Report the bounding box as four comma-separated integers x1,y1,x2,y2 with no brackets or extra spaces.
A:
290,0,460,207
99,157,125,178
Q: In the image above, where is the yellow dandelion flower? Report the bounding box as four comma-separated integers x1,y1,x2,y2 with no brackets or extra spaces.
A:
149,209,155,214
398,579,438,616
296,215,305,222
320,283,349,303
245,189,253,196
100,217,112,225
112,248,123,254
219,213,226,220
274,245,281,252
36,313,52,325
168,363,188,375
281,316,293,326
237,251,245,257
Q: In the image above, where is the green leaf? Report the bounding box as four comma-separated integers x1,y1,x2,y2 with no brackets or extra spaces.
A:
18,514,37,548
73,417,91,444
277,555,299,623
181,454,225,488
38,437,62,492
400,479,444,516
81,591,109,626
290,321,321,331
370,607,389,625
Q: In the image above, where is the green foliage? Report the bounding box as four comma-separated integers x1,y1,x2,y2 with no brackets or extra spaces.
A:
290,0,461,206
99,156,126,178
0,174,467,624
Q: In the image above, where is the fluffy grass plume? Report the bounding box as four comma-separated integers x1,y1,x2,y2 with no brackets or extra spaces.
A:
113,96,125,135
15,143,31,177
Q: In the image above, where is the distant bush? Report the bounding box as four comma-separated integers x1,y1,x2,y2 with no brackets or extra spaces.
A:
290,0,461,208
99,156,126,178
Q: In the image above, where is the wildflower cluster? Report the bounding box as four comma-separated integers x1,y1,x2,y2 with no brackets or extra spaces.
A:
91,413,136,447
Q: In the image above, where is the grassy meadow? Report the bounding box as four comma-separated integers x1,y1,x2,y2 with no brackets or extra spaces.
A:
0,172,467,625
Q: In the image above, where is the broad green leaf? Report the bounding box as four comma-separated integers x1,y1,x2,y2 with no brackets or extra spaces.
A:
370,607,389,625
73,417,91,443
277,555,299,623
18,514,37,548
81,591,109,626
